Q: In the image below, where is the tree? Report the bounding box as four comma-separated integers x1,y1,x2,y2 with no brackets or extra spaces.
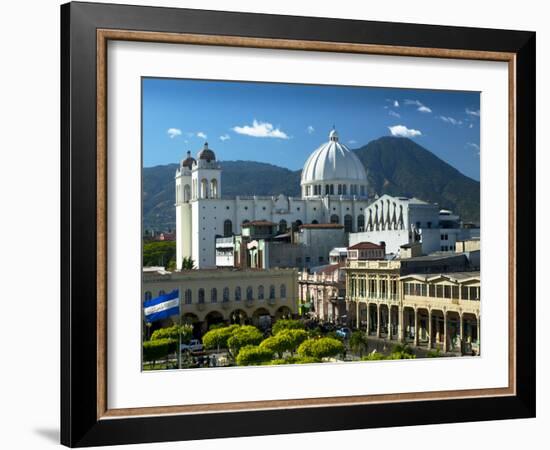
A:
181,257,196,270
143,338,175,368
150,324,193,344
142,241,176,267
260,329,308,358
227,326,264,357
297,337,344,359
235,345,274,366
272,319,305,335
349,331,368,357
388,343,416,359
361,351,386,361
202,324,240,351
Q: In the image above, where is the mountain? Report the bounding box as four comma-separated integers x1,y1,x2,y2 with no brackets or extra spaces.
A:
143,137,479,231
353,137,480,223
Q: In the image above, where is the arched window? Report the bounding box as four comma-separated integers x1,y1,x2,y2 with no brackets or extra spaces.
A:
280,284,287,298
278,220,287,233
183,184,191,202
258,285,264,300
344,214,353,233
292,219,303,231
211,288,217,303
329,184,334,195
337,184,342,195
198,288,205,304
223,287,230,303
269,285,276,299
210,179,218,198
357,214,365,231
360,185,365,196
223,219,232,237
158,290,166,296
200,178,208,198
246,286,253,301
144,291,152,301
325,184,330,195
311,219,319,224
184,289,192,305
342,184,347,195
235,286,241,301
330,214,339,224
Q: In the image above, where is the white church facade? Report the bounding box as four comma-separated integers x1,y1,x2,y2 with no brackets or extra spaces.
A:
176,130,374,269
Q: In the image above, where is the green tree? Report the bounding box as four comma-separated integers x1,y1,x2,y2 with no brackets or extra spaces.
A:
142,241,176,267
297,337,344,359
150,324,193,344
235,346,274,366
260,329,308,358
389,343,416,359
427,349,443,358
202,324,240,351
349,331,369,357
272,319,305,335
143,338,175,368
227,326,264,357
361,351,387,361
269,356,320,365
181,257,196,270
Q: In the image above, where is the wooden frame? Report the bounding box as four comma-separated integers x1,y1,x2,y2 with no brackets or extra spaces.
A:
61,1,535,447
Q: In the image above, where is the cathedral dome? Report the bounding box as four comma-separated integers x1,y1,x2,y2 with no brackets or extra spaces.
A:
197,142,216,162
301,129,367,185
181,151,196,169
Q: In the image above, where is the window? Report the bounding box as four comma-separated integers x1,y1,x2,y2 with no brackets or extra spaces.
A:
416,221,421,229
246,286,253,301
280,284,287,298
185,289,192,305
223,219,232,237
211,288,217,303
269,285,275,299
279,220,287,233
312,220,319,224
305,256,311,263
330,214,339,224
158,290,165,296
342,184,347,195
235,286,241,301
223,287,230,302
360,185,365,196
144,291,152,301
258,285,264,299
337,184,342,195
325,185,330,195
344,214,353,233
357,214,365,231
329,184,334,195
198,288,205,304
318,256,324,263
427,221,432,228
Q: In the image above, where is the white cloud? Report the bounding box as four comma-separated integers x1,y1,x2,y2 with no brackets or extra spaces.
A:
388,110,401,118
232,119,289,139
388,125,422,138
196,131,207,140
307,125,315,134
393,100,399,108
466,142,480,156
404,99,432,113
469,123,474,129
466,108,480,117
348,140,357,145
219,134,230,141
167,128,182,139
439,115,462,126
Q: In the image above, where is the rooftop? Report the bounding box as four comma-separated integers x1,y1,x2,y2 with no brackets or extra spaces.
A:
349,241,385,250
300,223,344,230
400,271,480,282
242,220,276,227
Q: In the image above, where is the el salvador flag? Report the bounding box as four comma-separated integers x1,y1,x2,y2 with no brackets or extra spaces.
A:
144,289,180,323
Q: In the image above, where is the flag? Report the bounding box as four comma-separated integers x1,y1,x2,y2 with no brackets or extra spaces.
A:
144,289,179,323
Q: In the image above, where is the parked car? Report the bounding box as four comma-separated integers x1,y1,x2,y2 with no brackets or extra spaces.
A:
181,339,203,352
335,327,352,339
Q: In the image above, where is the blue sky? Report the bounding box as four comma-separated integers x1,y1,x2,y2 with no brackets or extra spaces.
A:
142,78,481,180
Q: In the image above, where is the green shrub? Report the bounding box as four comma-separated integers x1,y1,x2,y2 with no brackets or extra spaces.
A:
260,329,308,358
361,351,386,361
235,345,274,366
349,331,368,357
143,338,175,367
150,324,193,344
297,337,344,359
227,326,264,356
272,319,305,335
202,324,240,350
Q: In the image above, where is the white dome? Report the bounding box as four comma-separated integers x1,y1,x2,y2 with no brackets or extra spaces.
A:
301,130,367,184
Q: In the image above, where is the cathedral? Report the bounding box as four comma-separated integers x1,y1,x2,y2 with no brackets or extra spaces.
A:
175,129,373,269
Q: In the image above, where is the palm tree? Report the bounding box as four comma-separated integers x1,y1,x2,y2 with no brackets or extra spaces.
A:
181,257,195,270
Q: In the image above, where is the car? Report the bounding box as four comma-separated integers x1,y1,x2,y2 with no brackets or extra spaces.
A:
335,327,352,339
180,339,203,352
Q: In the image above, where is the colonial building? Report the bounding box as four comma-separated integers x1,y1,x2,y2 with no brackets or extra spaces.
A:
345,251,480,354
143,268,298,333
298,263,346,323
176,129,372,269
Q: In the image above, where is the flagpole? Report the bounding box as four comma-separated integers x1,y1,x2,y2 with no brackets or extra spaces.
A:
178,290,182,370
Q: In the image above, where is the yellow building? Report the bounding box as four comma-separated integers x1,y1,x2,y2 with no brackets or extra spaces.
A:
143,267,298,332
346,257,480,354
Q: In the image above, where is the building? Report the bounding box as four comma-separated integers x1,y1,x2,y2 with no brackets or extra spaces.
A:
176,129,373,269
143,268,298,333
329,247,348,264
298,263,346,323
345,253,480,354
348,195,480,255
347,241,386,261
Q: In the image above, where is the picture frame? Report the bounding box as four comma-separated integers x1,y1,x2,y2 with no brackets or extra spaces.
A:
60,1,536,447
